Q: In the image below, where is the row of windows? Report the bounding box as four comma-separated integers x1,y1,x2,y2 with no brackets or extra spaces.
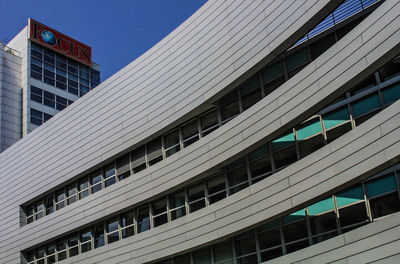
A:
154,166,400,264
30,109,53,126
31,86,74,111
23,49,400,225
22,72,400,262
30,42,100,97
24,160,400,264
21,3,394,225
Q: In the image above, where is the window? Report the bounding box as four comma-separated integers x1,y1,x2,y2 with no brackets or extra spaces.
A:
272,132,297,170
26,205,34,224
35,201,44,220
56,240,67,261
31,86,43,103
193,248,211,264
46,195,54,215
147,137,163,165
46,243,56,264
169,190,186,220
68,234,79,257
239,75,261,111
219,90,240,123
248,144,272,183
66,184,77,205
106,218,120,244
308,198,337,244
282,209,309,253
132,146,146,173
121,212,135,238
207,174,227,204
296,117,324,158
258,221,282,262
79,177,90,199
382,82,400,106
200,109,219,136
104,163,116,187
152,198,168,227
323,107,352,143
213,241,233,264
116,153,130,180
182,120,200,147
286,48,310,78
137,206,150,233
91,170,103,194
80,229,92,253
262,61,285,95
55,189,65,210
188,184,206,213
227,158,249,194
235,233,257,264
379,56,400,82
94,224,105,248
164,129,181,157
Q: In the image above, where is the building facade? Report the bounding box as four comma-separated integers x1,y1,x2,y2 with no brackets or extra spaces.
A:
1,0,400,263
0,19,100,152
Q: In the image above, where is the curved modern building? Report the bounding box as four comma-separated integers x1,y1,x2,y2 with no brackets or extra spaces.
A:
1,0,400,263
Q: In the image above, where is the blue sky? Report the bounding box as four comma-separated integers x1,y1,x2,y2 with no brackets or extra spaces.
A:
0,0,207,81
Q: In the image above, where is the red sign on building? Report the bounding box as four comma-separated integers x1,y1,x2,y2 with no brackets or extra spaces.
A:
29,18,92,66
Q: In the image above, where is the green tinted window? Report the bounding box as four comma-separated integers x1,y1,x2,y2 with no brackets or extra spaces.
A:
240,76,259,95
308,197,334,215
383,83,400,106
366,174,397,198
272,132,295,150
352,93,380,118
297,118,322,140
248,144,269,161
324,107,350,130
286,48,310,72
282,209,306,224
336,185,364,207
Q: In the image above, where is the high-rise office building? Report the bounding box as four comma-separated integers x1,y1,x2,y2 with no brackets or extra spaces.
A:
1,0,400,263
0,19,100,152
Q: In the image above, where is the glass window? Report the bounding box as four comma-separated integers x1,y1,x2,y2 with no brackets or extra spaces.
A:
339,202,368,230
227,158,248,194
213,241,233,263
175,254,191,264
68,234,79,257
351,93,381,119
379,56,400,82
349,75,376,96
249,144,272,183
79,177,90,199
121,212,135,238
219,90,240,122
282,210,308,243
169,190,186,220
370,192,400,219
132,146,146,173
116,153,131,180
336,184,364,208
207,174,226,204
235,233,256,260
80,229,92,253
366,174,397,198
200,109,219,136
26,205,34,224
182,120,199,147
56,189,65,210
164,129,181,157
147,137,163,166
188,184,206,213
56,240,67,261
258,226,281,251
137,206,150,233
94,224,105,248
152,198,168,227
273,144,297,170
91,170,103,193
67,184,77,205
310,33,336,60
286,48,310,77
308,198,337,243
240,75,261,111
104,163,116,187
46,196,54,215
193,248,211,264
107,218,120,244
382,82,400,106
35,201,44,220
323,107,351,130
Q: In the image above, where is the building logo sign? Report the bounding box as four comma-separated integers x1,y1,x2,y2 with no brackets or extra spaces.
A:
29,18,92,66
